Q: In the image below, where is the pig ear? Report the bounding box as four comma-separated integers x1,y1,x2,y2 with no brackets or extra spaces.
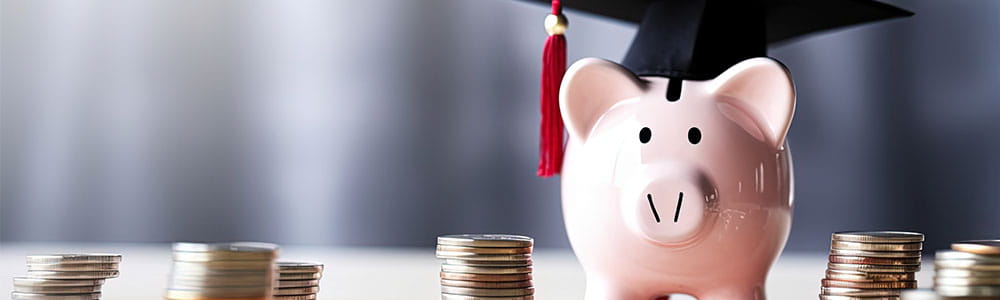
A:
711,57,796,148
560,58,644,141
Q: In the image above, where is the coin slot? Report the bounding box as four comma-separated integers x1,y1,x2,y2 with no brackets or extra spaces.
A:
673,192,684,223
647,194,661,223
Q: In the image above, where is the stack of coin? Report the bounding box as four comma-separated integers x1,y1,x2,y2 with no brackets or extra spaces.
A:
436,234,534,300
11,253,122,299
933,240,1000,298
820,231,925,300
274,262,324,299
166,242,279,300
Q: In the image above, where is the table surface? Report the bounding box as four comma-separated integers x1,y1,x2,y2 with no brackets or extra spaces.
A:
0,243,935,299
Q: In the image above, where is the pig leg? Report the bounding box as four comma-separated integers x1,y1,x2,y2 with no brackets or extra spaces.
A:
697,284,765,300
583,279,647,300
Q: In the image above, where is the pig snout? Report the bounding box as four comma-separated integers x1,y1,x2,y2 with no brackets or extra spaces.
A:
627,169,716,245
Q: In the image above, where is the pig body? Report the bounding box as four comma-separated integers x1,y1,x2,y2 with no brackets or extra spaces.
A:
560,57,795,300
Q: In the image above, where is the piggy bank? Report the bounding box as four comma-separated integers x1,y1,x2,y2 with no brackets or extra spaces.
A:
560,57,795,300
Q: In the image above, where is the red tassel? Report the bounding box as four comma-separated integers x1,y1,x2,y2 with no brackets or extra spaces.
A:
537,1,567,177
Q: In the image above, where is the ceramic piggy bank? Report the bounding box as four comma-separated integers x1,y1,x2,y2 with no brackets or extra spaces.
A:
560,57,795,300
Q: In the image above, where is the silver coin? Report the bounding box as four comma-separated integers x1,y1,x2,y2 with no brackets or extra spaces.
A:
173,242,279,253
13,278,104,287
172,260,274,271
821,287,902,297
165,286,271,298
173,251,276,262
935,277,1000,285
274,286,319,296
440,295,533,300
27,270,119,279
274,295,318,300
934,285,1000,297
443,259,532,267
276,262,324,274
819,296,899,300
441,264,532,275
277,272,322,280
934,268,1000,278
899,289,941,300
275,279,319,288
935,260,1000,271
830,249,922,258
11,292,101,300
28,263,119,271
936,250,1000,263
438,234,534,248
26,254,121,265
436,252,532,261
833,231,925,243
13,285,102,294
441,286,535,297
169,273,272,288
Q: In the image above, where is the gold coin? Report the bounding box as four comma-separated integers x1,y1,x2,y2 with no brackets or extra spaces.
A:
951,240,1000,255
436,252,532,261
27,270,120,279
935,285,1000,297
13,285,103,294
936,250,1000,262
440,295,533,300
819,295,899,300
825,269,915,282
28,263,120,271
832,241,923,252
440,272,532,282
935,276,1000,285
26,254,122,265
934,260,1000,271
833,231,925,244
443,259,532,267
275,279,320,288
441,264,532,275
830,255,921,266
441,279,533,289
821,279,917,289
441,286,534,297
934,268,1000,278
438,234,533,248
830,249,922,258
274,286,319,296
437,245,532,255
828,262,920,273
822,287,902,297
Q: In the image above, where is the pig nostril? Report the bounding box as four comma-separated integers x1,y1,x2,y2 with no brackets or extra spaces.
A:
673,192,684,223
646,194,661,223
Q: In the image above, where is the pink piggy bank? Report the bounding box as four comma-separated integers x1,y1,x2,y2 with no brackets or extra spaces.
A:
560,57,795,300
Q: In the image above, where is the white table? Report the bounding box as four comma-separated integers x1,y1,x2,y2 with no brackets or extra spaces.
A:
0,243,934,299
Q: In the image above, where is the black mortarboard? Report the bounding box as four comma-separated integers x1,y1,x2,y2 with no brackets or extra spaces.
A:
533,0,913,79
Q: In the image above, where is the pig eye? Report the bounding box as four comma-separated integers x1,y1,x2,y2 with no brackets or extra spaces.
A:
639,127,651,144
688,127,702,144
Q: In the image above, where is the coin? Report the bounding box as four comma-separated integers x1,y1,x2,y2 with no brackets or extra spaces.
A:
833,231,925,243
27,263,120,271
436,252,532,261
832,241,923,252
829,255,921,266
822,287,902,297
173,251,276,262
26,254,122,265
173,260,274,271
934,268,1000,278
443,259,532,267
899,289,942,300
936,250,1000,262
934,277,1000,285
10,293,101,300
440,272,532,282
276,262,324,274
438,234,534,248
441,286,534,297
440,279,533,289
830,249,922,258
274,295,318,300
173,242,280,253
934,260,1000,271
165,287,272,299
27,270,120,279
821,279,917,289
441,264,532,275
934,285,1000,297
819,295,900,300
825,269,915,282
170,273,272,288
12,278,104,287
274,286,320,296
951,240,1000,255
276,279,320,288
440,295,533,300
828,263,920,273
13,285,102,294
276,272,323,280
437,245,532,255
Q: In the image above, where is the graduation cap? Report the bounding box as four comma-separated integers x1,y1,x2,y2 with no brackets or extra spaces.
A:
534,0,912,177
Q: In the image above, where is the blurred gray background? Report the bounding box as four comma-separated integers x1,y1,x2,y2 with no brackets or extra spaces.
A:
1,0,998,251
